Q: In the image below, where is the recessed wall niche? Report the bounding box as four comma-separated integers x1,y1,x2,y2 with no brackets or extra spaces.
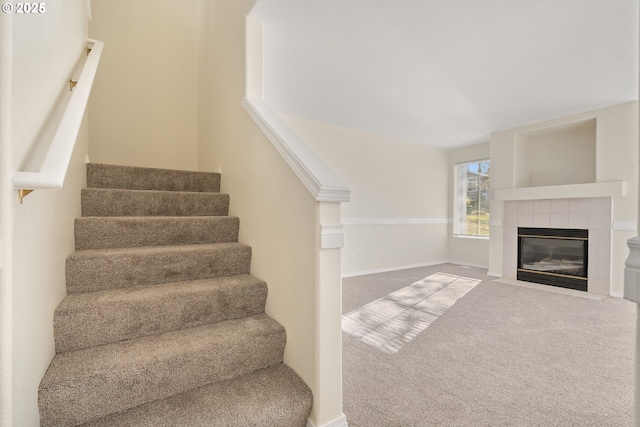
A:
514,119,596,188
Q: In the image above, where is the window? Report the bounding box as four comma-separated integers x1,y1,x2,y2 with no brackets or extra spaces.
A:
454,159,490,237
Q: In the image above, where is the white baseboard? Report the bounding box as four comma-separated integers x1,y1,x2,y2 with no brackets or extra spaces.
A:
342,260,494,279
447,260,489,270
307,413,349,427
342,261,448,278
487,270,502,278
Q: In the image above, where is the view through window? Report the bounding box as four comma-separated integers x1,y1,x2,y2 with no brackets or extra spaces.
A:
455,160,490,237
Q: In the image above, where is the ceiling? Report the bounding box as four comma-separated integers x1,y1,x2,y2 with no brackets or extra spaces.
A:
250,0,638,149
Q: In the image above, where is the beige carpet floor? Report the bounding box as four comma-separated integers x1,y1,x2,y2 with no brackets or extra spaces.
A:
342,263,636,426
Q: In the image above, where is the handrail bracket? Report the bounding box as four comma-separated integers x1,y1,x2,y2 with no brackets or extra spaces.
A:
12,38,104,198
18,189,33,204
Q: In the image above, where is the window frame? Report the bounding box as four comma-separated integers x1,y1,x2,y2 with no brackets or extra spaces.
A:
453,158,491,238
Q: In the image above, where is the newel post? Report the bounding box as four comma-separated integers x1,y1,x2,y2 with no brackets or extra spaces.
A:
625,237,640,426
312,201,349,427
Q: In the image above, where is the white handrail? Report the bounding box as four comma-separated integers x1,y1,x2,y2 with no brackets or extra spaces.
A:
241,97,351,203
12,38,104,196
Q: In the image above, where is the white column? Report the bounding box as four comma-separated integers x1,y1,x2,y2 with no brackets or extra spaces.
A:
310,201,349,427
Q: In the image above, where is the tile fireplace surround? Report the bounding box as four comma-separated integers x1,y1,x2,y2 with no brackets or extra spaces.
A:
502,197,611,295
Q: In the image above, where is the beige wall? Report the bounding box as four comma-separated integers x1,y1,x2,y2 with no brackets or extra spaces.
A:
198,0,333,423
448,143,491,268
1,1,90,424
81,1,345,424
282,115,450,276
514,121,596,187
88,0,199,170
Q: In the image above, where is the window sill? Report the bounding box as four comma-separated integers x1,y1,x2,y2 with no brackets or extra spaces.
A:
453,234,490,240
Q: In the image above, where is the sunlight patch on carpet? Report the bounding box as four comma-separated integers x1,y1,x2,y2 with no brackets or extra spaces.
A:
342,272,480,354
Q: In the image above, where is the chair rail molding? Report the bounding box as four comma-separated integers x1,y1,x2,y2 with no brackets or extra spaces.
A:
343,217,450,225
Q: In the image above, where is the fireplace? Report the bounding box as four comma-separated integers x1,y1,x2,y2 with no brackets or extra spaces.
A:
517,227,588,291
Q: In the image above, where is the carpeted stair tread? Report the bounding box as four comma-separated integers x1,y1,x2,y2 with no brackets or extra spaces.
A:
81,188,229,217
55,274,268,353
74,216,240,250
39,163,312,426
87,163,220,193
80,363,313,427
66,243,252,293
39,314,286,427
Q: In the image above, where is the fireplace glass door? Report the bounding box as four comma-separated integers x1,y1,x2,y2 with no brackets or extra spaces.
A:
517,228,588,291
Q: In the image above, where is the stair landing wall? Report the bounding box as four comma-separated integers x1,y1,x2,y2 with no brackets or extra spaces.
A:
197,3,346,426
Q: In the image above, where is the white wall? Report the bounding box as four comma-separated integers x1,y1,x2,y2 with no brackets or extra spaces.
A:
198,2,340,425
1,1,90,424
448,143,491,268
88,0,199,170
281,116,450,276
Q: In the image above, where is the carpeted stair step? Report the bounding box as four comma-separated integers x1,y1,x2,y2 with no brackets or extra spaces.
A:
39,163,312,427
54,274,268,353
66,243,251,293
74,216,240,250
81,188,230,217
87,163,220,193
80,363,313,427
39,314,286,427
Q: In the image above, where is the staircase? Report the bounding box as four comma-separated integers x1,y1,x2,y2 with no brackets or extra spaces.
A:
38,163,313,427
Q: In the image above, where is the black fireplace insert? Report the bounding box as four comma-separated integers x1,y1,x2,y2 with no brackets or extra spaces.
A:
517,227,588,291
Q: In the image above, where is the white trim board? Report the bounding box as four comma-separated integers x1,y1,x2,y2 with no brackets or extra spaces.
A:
613,221,637,231
241,97,351,203
307,414,349,427
343,260,490,279
447,260,490,270
493,181,625,201
320,224,345,249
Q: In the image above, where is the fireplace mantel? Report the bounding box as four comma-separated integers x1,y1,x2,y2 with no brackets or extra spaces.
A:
493,181,625,202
